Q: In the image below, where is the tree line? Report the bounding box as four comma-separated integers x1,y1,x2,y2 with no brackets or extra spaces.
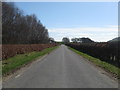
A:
2,2,50,44
62,37,94,44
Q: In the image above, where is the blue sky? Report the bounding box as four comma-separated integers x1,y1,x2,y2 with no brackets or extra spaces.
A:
15,2,118,42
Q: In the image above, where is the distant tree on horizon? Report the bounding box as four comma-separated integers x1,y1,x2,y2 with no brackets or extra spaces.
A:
62,37,70,44
49,37,55,43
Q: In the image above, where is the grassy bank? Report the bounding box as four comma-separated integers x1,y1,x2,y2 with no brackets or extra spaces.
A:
69,47,120,78
2,46,58,76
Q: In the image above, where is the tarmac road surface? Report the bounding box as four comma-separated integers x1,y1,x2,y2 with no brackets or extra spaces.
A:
3,45,118,88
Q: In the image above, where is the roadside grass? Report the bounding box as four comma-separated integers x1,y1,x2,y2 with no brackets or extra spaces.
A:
2,46,58,76
69,47,120,78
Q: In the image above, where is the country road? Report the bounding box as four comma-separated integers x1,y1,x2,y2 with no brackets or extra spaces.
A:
3,45,118,88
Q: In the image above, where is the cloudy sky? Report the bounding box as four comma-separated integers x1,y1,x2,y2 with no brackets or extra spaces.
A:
15,2,118,42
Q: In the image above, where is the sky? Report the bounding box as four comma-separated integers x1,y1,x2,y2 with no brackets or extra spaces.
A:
15,2,118,42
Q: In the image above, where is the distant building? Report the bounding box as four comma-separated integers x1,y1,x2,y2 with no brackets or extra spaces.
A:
71,37,94,43
80,37,94,43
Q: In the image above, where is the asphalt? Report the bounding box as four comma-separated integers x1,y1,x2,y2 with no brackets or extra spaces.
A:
3,45,118,88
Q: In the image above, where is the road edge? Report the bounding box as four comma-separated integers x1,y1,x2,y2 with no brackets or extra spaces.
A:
2,46,59,82
68,46,119,82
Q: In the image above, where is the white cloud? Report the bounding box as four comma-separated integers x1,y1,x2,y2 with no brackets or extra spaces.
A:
48,25,118,42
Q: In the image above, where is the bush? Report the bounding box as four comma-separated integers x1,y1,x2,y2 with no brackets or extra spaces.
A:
66,41,120,67
2,44,58,60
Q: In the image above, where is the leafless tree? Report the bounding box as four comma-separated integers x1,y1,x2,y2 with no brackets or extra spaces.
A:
2,2,49,44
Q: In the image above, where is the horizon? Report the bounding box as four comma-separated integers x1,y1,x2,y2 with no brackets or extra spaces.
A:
15,2,118,42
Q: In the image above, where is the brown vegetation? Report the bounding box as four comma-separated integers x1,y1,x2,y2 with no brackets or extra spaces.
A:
2,44,58,60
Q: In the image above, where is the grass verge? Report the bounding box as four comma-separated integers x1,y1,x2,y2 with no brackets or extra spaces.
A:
69,47,120,78
2,46,58,76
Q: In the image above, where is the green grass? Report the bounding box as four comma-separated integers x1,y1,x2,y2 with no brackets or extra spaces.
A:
2,46,58,76
69,47,120,78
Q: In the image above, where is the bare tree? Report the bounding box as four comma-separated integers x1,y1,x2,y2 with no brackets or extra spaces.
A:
2,2,50,44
